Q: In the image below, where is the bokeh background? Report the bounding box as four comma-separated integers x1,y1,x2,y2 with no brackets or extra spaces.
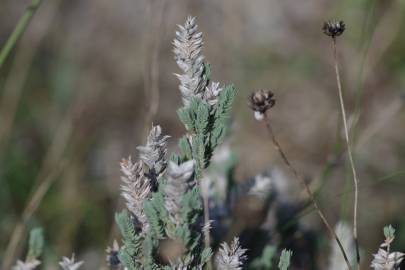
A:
1,0,405,269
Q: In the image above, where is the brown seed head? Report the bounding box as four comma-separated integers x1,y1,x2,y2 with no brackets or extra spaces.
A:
323,20,345,38
249,90,275,120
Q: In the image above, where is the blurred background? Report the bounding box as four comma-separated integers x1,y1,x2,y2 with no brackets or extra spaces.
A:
1,0,405,269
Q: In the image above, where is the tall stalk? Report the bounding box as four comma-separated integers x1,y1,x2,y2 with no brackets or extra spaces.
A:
203,190,212,270
263,113,353,270
0,0,43,69
332,37,361,270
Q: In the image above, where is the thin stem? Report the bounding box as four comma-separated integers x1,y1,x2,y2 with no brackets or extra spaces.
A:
263,114,353,270
142,0,167,136
198,177,213,270
0,0,42,69
203,197,211,247
332,38,361,270
1,81,88,269
1,159,68,269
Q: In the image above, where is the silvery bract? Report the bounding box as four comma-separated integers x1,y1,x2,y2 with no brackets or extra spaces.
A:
59,255,83,270
203,81,223,105
215,237,247,270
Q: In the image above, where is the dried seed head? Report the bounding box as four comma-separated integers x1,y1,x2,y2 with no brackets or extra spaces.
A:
248,90,275,120
323,20,345,38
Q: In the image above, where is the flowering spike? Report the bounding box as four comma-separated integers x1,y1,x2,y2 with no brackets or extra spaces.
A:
173,16,209,106
120,157,151,232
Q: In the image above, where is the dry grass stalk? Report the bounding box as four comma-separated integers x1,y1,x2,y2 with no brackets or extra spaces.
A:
330,30,361,270
248,89,353,270
264,113,353,270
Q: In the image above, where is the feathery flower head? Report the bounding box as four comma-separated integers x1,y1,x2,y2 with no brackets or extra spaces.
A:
249,90,275,120
173,16,209,106
323,20,345,38
164,160,196,224
215,237,247,270
137,125,170,181
120,157,151,232
59,254,83,270
106,240,121,268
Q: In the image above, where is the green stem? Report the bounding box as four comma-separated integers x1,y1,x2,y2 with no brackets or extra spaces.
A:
0,0,42,69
